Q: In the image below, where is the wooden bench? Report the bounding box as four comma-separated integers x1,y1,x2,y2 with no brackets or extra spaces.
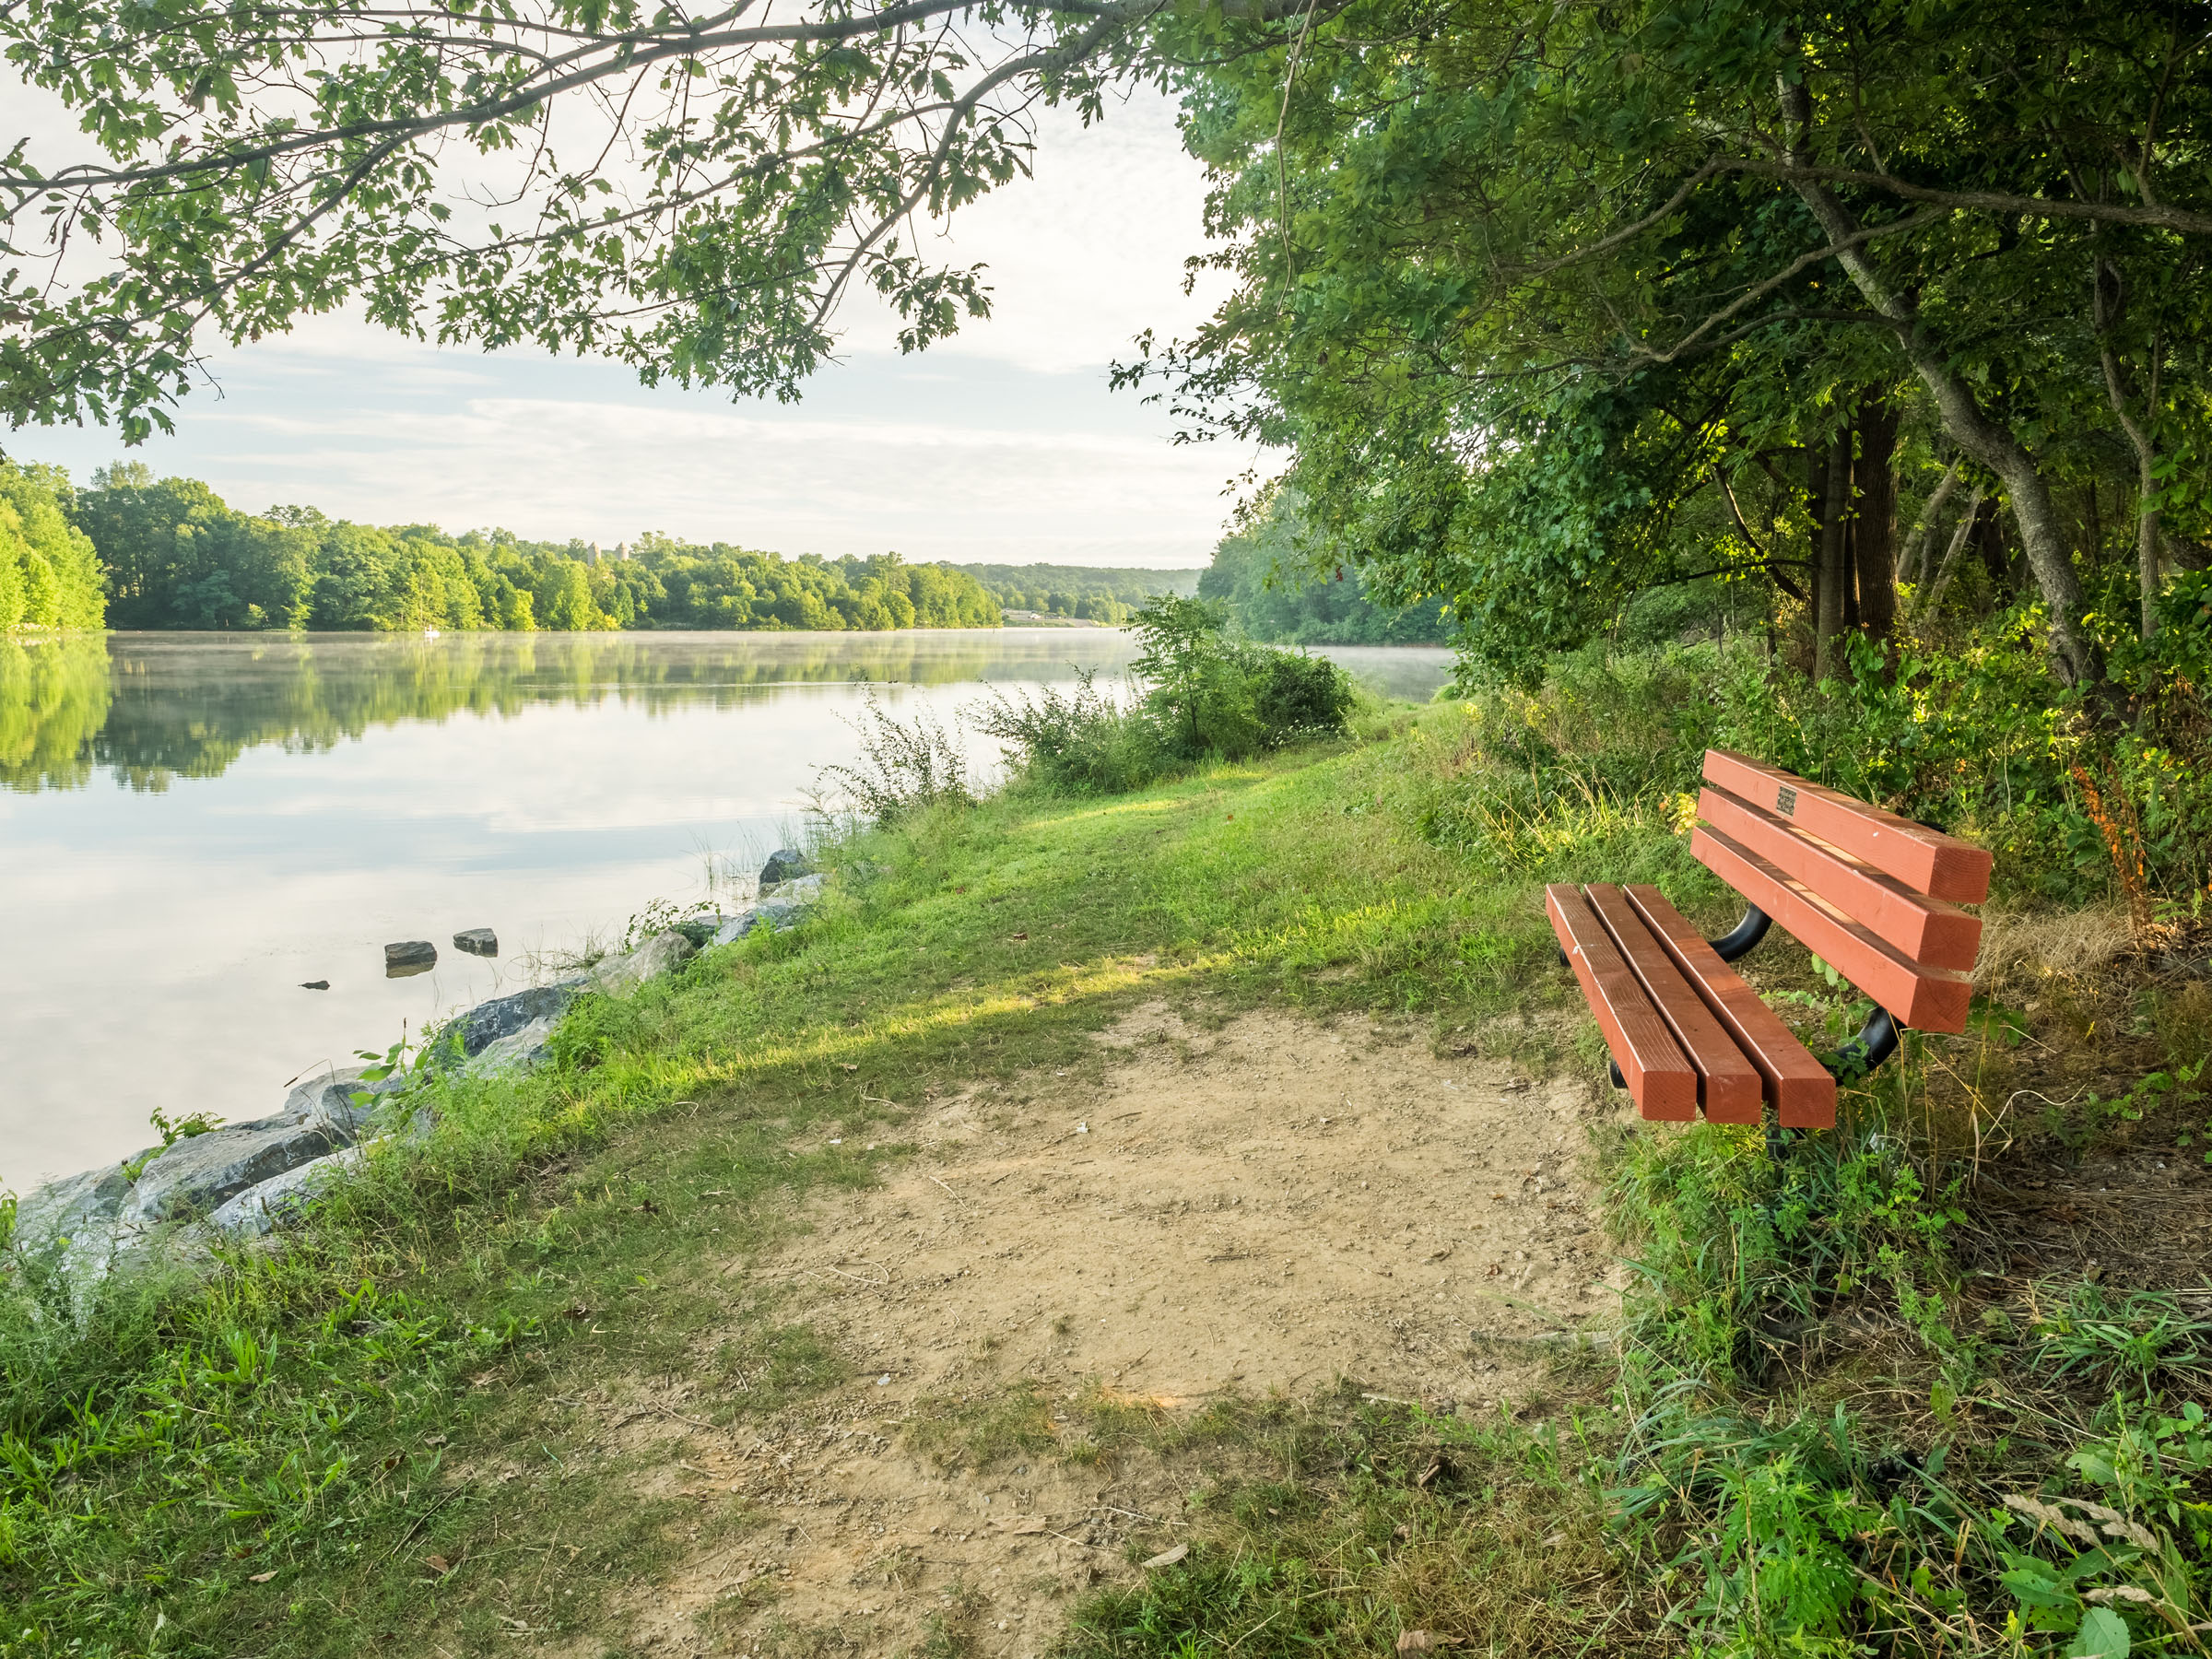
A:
1546,748,1992,1128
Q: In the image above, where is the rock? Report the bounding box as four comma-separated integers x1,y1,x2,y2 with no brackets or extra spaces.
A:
11,1161,138,1260
708,878,824,946
460,1016,558,1077
208,1147,368,1239
451,983,575,1058
711,907,763,945
587,929,696,996
122,1118,352,1227
759,847,813,889
278,1066,404,1138
453,927,499,958
300,980,329,991
385,939,437,977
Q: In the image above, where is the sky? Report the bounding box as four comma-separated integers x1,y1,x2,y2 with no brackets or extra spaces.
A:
3,87,1255,568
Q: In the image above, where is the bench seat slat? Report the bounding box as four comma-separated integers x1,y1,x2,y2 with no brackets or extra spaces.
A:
1703,748,1993,903
1691,822,1974,1032
1583,884,1764,1124
1699,783,1983,970
1545,884,1697,1121
1623,885,1838,1129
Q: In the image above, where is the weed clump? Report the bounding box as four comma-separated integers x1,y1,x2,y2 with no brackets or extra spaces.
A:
975,596,1359,797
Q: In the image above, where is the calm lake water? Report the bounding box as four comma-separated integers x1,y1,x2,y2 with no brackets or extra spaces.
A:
1,629,1452,1191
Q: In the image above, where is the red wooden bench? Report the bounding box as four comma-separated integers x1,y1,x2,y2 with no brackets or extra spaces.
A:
1546,748,1991,1128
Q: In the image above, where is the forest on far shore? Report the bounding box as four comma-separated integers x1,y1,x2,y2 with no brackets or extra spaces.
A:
65,464,1003,633
4,460,1453,644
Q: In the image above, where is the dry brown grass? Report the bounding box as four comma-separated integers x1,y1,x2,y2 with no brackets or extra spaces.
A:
1972,903,2136,1000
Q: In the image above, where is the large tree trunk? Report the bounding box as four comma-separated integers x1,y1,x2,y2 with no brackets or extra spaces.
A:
2094,262,2165,639
1813,436,1852,679
1777,70,2102,690
1920,488,1984,618
1853,397,1900,648
1976,509,2013,588
1900,459,1963,590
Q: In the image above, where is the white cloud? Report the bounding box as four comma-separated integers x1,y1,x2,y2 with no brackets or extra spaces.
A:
7,74,1256,562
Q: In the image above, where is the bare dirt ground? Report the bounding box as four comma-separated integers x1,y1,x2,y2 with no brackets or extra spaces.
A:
574,1004,1624,1657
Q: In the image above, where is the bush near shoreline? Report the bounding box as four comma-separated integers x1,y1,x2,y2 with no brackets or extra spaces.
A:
5,636,2212,1656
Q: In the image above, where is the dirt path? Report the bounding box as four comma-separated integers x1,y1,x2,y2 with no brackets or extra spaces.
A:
586,1004,1620,1656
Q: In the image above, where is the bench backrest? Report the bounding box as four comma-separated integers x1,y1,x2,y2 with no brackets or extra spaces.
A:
1689,749,1988,1033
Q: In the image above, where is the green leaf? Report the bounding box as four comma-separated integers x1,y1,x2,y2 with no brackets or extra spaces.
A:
2000,1565,2074,1609
2068,1606,2131,1659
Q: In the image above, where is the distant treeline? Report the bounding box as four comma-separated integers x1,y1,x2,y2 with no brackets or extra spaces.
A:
1,463,107,631
66,465,1001,633
1197,496,1452,645
0,460,1440,645
947,563,1200,624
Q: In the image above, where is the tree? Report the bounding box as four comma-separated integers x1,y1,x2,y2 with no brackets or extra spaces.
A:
1198,490,1451,644
0,462,105,629
72,472,233,626
1128,593,1225,752
1130,0,2212,691
0,0,1215,441
534,560,604,632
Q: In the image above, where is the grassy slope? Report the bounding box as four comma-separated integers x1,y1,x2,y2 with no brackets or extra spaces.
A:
17,688,2194,1658
7,702,1685,1659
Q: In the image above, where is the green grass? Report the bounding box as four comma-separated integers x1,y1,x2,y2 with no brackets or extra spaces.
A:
4,702,1641,1659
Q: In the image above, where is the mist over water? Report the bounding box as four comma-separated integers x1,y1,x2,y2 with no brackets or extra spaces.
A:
0,629,1452,1190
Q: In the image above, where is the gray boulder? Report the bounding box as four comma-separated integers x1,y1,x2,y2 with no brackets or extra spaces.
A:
709,877,824,946
759,847,813,889
711,907,762,945
453,927,498,957
588,929,696,996
122,1118,351,1227
460,1015,558,1077
385,940,437,971
452,983,575,1057
12,1160,138,1260
278,1066,404,1138
208,1147,368,1239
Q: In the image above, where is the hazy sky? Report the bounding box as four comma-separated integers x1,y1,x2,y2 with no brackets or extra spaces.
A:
4,89,1254,567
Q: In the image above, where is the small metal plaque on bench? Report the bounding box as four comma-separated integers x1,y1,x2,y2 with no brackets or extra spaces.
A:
1775,785,1798,817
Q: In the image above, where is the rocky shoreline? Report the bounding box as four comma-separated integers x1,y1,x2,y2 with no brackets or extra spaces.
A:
7,853,826,1312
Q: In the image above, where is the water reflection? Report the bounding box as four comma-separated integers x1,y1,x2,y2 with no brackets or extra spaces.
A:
15,630,1153,795
0,633,111,792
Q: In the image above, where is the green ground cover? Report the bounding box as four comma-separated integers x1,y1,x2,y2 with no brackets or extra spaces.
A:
5,649,2207,1657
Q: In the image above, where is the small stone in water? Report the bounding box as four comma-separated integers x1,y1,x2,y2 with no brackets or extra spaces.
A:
300,980,329,991
453,927,498,957
385,940,436,977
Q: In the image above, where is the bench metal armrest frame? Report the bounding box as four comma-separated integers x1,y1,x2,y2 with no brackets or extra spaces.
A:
1831,1006,1900,1077
1708,905,1771,961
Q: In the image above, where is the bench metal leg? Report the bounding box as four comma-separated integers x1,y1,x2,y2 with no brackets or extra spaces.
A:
1708,904,1771,962
1830,1006,1900,1077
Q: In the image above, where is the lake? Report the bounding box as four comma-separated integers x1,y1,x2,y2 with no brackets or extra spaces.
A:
1,629,1452,1191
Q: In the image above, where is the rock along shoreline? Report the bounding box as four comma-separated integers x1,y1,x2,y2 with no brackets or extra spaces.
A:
6,853,827,1314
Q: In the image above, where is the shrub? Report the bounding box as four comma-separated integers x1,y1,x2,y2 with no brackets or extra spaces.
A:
970,668,1168,795
1235,641,1359,746
1128,594,1357,761
816,694,972,824
975,611,1359,796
